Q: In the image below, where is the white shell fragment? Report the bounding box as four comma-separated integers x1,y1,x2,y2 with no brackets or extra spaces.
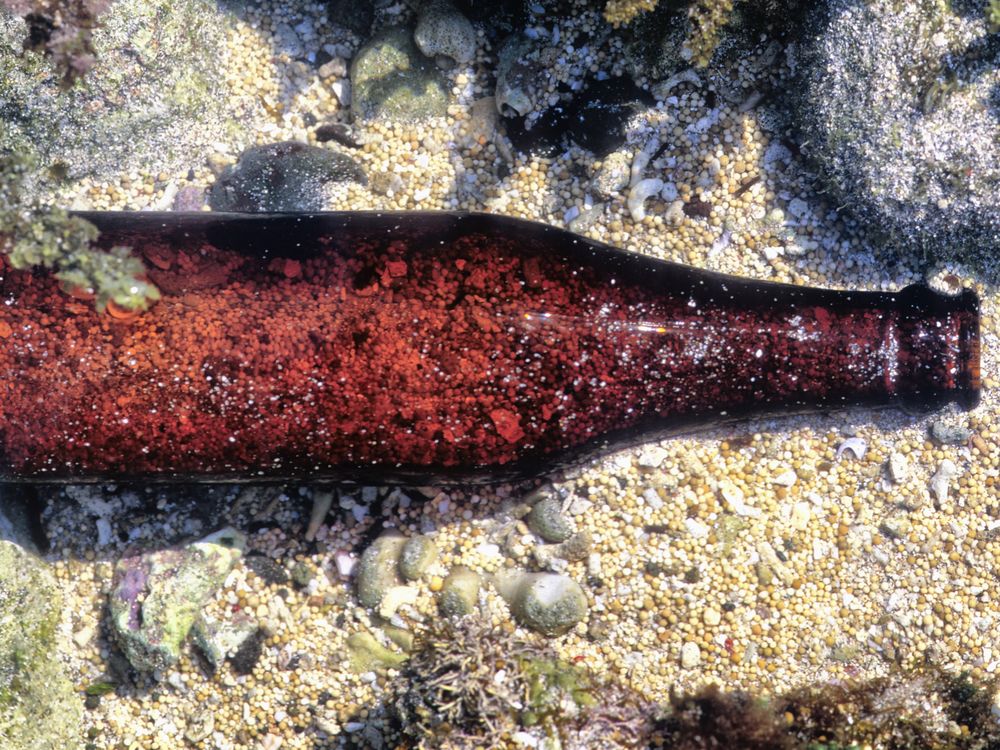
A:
836,437,867,461
719,481,761,518
930,459,958,503
628,178,664,222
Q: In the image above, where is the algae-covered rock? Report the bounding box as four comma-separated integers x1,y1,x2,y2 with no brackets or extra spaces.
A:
398,535,438,581
0,541,83,750
346,631,408,672
526,496,573,543
414,0,477,64
208,141,367,212
495,572,588,636
793,0,1000,266
109,527,245,672
350,26,450,121
439,565,481,618
354,530,407,610
0,0,240,184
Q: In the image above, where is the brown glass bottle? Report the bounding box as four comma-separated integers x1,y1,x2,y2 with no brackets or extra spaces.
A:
0,211,980,484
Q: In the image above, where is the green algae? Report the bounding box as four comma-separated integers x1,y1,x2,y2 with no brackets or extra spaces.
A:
0,541,83,750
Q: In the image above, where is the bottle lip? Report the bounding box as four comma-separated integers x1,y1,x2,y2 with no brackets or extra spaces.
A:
957,290,982,410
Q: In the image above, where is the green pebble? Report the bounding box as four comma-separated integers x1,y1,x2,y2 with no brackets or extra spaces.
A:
346,631,408,672
527,497,573,543
398,535,438,581
439,566,481,618
355,531,407,610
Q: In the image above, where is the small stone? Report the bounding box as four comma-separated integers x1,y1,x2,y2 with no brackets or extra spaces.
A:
929,420,972,446
680,641,701,668
439,566,481,618
789,501,811,531
551,531,591,562
414,0,477,64
930,459,958,503
290,561,315,590
355,531,407,610
772,468,797,487
495,572,588,636
346,631,408,672
637,445,668,469
377,584,419,619
192,612,259,668
245,553,290,586
398,535,438,581
526,497,573,543
184,708,215,743
880,514,911,540
888,452,910,483
703,608,722,627
591,150,632,200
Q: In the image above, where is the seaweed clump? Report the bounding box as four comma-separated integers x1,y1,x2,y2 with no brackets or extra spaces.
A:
382,616,655,749
376,613,1000,749
0,0,110,88
0,150,160,313
652,669,1000,749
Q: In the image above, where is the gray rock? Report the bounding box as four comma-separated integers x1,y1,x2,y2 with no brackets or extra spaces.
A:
398,535,438,581
415,0,477,64
526,497,573,543
208,141,366,212
108,527,245,672
591,150,632,200
350,26,449,121
495,572,588,636
0,541,83,750
439,566,481,618
551,530,592,563
355,531,407,610
191,611,259,668
793,0,1000,266
929,420,972,446
0,0,237,184
0,486,39,552
494,33,548,118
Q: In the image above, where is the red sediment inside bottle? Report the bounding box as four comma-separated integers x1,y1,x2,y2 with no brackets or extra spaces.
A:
0,221,977,481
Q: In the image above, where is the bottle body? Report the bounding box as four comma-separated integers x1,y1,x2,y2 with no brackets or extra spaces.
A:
0,211,980,483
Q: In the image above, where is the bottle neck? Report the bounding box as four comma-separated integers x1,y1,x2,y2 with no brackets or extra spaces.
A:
889,284,980,410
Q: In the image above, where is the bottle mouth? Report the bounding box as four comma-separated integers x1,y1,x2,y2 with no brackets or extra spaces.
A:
956,288,981,410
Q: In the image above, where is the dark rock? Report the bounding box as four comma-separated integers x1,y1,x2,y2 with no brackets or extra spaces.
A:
230,629,264,676
245,553,290,586
314,122,362,148
325,0,374,36
350,26,450,121
503,76,654,158
208,141,366,213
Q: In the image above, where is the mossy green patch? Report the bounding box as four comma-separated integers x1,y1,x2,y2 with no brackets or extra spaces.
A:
0,541,83,750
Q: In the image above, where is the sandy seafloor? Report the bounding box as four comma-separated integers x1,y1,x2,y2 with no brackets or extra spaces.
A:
10,0,1000,748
